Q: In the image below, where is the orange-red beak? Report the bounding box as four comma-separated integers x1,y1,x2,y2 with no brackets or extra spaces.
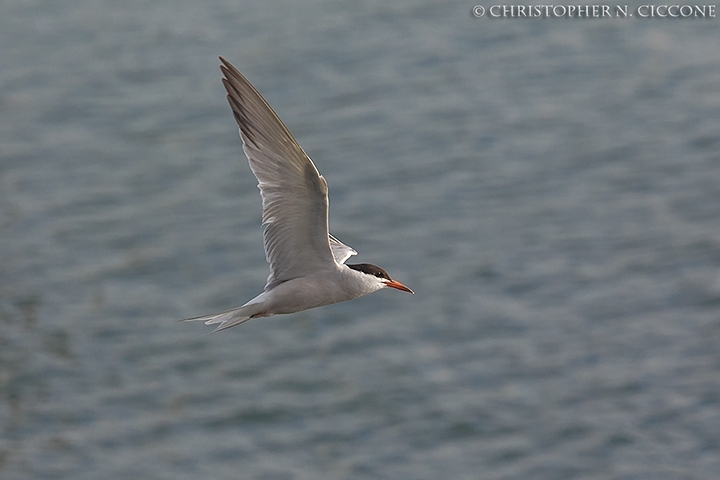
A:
384,279,414,294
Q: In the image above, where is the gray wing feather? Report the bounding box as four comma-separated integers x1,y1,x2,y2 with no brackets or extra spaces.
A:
220,57,337,290
329,234,357,264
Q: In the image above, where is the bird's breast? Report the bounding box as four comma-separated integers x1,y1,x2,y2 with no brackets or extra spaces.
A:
263,271,356,314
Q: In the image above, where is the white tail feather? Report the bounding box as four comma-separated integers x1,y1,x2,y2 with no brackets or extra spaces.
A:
181,296,270,332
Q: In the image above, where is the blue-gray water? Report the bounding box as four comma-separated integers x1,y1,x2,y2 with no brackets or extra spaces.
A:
2,1,720,478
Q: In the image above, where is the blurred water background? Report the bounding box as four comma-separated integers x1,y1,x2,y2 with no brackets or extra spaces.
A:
2,1,720,478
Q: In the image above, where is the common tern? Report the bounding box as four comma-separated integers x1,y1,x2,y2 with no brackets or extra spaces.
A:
182,57,413,332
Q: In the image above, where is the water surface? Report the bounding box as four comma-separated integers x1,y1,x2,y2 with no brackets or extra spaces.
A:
2,1,720,478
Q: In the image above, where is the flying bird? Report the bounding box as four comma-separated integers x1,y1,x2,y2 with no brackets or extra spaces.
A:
182,57,413,331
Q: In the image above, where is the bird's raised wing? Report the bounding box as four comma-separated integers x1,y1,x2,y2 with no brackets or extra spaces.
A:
220,57,337,290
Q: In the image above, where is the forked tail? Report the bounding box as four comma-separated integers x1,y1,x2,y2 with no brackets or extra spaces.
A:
181,302,268,332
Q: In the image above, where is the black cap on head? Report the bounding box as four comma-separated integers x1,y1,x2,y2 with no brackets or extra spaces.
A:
347,263,391,280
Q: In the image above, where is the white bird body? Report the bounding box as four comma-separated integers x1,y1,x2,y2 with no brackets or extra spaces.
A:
182,57,413,331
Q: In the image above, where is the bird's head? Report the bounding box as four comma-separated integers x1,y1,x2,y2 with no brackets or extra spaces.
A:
347,263,414,294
